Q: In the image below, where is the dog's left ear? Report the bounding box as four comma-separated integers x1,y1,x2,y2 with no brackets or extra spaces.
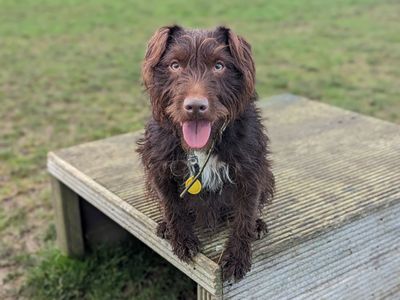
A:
142,25,182,89
216,26,256,97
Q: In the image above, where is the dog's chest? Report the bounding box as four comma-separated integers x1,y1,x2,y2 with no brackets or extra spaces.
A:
188,151,232,192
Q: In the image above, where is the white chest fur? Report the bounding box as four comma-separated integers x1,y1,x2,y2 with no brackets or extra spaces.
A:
190,151,233,192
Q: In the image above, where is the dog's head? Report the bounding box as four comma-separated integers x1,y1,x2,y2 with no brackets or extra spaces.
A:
142,25,255,150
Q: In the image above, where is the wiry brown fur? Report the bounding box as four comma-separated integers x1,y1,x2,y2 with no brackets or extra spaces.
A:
137,25,275,282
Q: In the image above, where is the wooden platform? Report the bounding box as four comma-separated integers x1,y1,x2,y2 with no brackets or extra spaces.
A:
47,95,400,299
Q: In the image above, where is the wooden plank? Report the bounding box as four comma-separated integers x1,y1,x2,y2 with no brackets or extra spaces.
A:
49,96,400,259
51,176,85,258
48,95,400,297
48,153,220,295
197,285,216,300
222,201,400,299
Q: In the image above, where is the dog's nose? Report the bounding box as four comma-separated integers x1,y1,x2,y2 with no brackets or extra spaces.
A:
183,97,209,115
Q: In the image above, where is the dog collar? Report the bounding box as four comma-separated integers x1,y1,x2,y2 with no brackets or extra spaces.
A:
180,120,229,198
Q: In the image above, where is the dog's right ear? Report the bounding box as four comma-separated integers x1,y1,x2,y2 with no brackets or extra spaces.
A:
142,25,182,89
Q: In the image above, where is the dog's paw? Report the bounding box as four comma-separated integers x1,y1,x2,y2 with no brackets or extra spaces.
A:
220,241,252,282
255,218,268,240
220,250,251,282
172,233,200,262
156,221,170,239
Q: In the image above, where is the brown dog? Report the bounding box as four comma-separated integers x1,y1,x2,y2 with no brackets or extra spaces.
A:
137,25,275,281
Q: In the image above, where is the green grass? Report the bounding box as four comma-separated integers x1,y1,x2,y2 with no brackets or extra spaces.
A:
23,240,195,300
0,0,399,298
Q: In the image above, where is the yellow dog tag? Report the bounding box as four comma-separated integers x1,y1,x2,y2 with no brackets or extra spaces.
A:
185,176,202,195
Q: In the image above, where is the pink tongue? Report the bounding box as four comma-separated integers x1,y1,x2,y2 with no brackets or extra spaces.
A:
182,121,211,149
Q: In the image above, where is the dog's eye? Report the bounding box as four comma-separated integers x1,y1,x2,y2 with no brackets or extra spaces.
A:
214,62,224,71
170,61,181,71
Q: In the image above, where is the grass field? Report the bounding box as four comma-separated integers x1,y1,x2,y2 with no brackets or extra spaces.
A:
1,0,399,298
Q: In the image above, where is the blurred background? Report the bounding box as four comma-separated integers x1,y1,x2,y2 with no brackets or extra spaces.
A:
1,0,399,299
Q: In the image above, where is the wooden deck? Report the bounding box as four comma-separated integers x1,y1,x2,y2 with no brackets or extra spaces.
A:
47,95,400,299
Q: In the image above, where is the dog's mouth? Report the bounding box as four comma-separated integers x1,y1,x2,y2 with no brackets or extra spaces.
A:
181,120,212,149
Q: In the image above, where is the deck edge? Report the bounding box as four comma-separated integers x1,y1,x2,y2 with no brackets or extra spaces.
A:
47,151,221,296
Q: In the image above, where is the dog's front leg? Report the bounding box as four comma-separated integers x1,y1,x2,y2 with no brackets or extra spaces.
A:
220,185,259,282
155,179,200,262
